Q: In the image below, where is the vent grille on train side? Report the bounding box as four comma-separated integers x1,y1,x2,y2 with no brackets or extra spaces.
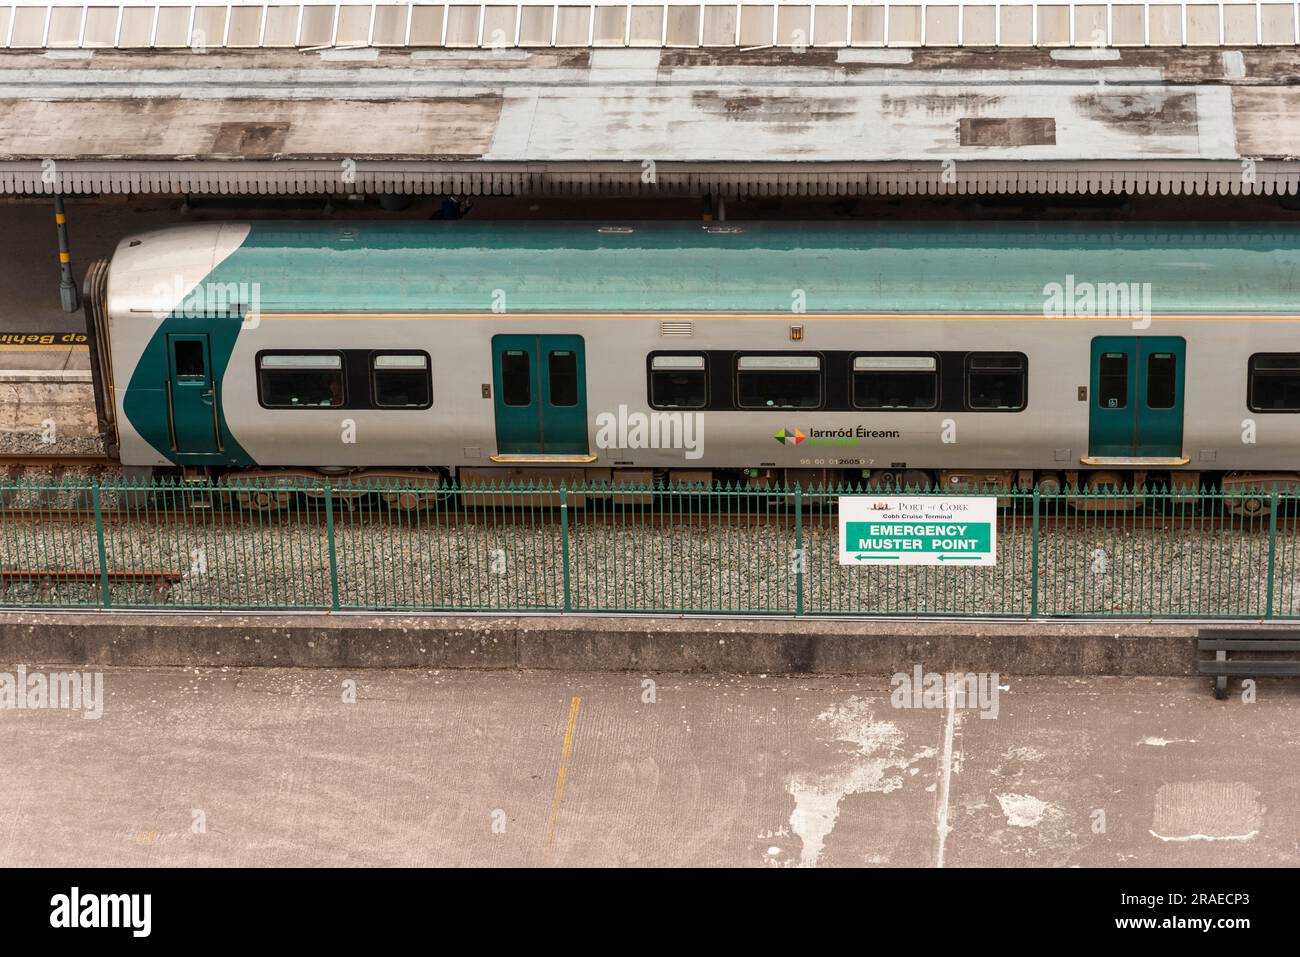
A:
659,321,694,337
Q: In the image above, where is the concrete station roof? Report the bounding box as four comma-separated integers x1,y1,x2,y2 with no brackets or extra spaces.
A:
2,43,1300,196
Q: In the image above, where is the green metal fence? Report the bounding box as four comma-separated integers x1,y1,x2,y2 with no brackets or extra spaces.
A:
0,477,1295,618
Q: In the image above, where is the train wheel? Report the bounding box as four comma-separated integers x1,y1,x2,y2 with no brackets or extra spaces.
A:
1071,471,1142,511
1228,495,1267,517
240,488,291,511
382,489,442,512
362,471,447,512
1220,473,1300,516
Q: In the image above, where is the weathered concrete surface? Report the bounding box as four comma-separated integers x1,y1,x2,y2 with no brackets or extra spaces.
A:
0,610,1207,674
0,376,96,435
0,668,1293,867
2,46,1299,197
0,46,1292,162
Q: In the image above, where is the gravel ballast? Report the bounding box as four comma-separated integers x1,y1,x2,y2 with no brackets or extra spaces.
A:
0,491,1294,617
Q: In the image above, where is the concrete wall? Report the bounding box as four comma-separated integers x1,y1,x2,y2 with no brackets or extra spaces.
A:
0,611,1207,674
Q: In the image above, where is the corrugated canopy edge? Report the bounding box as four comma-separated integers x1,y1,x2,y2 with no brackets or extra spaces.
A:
4,161,1300,196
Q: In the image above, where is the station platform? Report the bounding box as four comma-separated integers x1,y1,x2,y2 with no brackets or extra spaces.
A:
1,665,1293,867
0,373,95,449
0,665,1289,868
0,345,89,370
6,610,1287,868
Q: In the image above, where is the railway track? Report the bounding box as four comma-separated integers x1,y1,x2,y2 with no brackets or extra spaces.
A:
0,454,113,468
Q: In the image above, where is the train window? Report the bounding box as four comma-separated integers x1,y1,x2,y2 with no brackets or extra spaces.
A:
1146,352,1176,409
548,351,579,407
1249,354,1300,411
371,354,431,409
1098,352,1128,409
965,353,1026,411
851,355,937,410
258,353,344,408
501,350,532,407
736,355,822,409
649,355,707,409
173,340,205,379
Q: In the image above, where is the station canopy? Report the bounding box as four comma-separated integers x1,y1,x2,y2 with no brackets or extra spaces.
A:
2,0,1300,197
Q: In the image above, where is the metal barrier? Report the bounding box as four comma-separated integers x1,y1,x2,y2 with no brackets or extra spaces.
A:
0,477,1294,617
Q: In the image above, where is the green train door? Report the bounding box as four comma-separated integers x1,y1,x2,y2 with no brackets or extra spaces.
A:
1088,336,1185,457
165,333,223,455
491,335,589,455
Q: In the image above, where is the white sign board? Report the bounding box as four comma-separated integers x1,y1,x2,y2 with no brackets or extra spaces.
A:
838,496,998,567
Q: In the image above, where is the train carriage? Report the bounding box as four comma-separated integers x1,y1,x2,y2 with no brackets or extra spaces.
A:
81,219,1300,508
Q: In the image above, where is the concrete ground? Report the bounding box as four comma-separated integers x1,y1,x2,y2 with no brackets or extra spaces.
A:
0,667,1294,867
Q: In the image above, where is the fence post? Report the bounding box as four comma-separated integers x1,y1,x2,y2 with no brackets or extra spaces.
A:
1029,487,1040,618
1265,484,1279,619
559,485,572,612
325,481,340,611
92,479,110,609
794,483,804,616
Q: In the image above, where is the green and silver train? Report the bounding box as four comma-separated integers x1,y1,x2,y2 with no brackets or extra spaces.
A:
82,219,1300,503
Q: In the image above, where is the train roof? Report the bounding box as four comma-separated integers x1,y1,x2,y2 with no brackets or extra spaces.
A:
113,220,1300,316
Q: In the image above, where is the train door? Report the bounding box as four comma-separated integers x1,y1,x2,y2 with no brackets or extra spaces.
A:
491,335,589,455
165,333,223,455
1088,336,1185,458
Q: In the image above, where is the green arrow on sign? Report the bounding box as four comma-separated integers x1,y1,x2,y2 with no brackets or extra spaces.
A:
937,555,982,561
855,554,901,561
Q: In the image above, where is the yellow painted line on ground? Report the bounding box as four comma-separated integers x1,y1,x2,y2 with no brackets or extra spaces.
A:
0,344,89,352
544,695,582,862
